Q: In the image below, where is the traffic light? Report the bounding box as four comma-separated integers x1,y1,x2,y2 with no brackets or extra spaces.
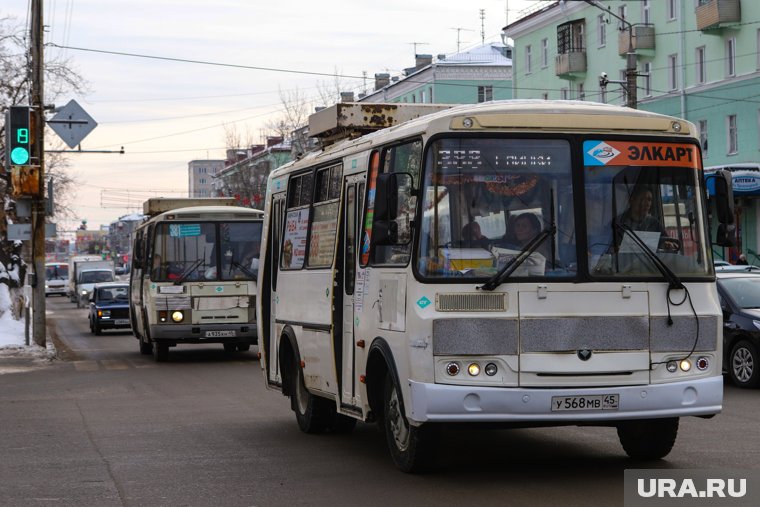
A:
6,106,31,166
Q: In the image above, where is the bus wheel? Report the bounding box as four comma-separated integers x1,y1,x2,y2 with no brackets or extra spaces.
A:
139,336,153,355
223,343,237,354
153,342,169,362
237,344,251,352
729,340,760,388
617,418,679,460
383,374,438,473
292,359,330,434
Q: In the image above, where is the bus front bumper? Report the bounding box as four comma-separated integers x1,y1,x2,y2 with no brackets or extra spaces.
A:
407,375,722,424
149,323,257,344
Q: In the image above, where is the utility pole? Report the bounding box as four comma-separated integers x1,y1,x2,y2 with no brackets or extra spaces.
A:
30,0,46,347
584,0,638,109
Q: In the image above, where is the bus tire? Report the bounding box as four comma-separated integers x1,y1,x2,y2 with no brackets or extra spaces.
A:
383,374,438,473
292,358,331,434
223,343,237,354
729,340,760,388
139,338,153,355
617,418,679,460
153,342,169,362
237,344,250,352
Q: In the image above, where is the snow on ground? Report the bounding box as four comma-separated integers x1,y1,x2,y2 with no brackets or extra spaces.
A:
0,283,52,360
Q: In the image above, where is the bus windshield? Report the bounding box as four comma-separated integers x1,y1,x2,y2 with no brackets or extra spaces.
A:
585,140,709,278
417,138,576,279
152,221,262,282
46,264,68,280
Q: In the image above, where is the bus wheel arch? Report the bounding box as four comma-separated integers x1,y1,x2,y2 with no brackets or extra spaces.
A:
366,338,397,422
278,326,298,398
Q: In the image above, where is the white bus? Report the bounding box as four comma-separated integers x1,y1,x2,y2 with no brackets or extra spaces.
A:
256,101,735,472
129,198,264,361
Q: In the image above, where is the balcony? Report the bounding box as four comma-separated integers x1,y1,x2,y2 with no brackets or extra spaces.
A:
696,0,741,31
618,25,656,55
555,51,586,77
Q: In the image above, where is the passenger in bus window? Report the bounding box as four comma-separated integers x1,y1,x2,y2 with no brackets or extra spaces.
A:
616,186,678,252
461,221,491,249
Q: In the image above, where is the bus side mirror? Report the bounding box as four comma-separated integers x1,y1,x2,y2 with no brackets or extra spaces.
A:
374,173,399,221
716,223,735,247
713,170,734,225
372,220,399,246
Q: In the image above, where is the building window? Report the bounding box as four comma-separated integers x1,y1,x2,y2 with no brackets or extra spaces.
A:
525,44,532,74
727,114,738,155
617,5,628,30
726,37,736,77
420,91,425,103
643,62,652,97
578,83,585,100
561,88,569,100
541,38,548,68
557,20,585,55
696,46,706,84
667,0,677,21
597,15,606,47
642,0,650,25
542,92,549,100
478,85,493,103
620,70,628,105
428,87,433,102
698,119,708,157
668,54,678,91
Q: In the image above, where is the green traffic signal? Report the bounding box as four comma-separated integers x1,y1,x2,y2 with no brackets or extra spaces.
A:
10,146,30,165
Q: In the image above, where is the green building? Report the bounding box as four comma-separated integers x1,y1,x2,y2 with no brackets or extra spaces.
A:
358,42,513,104
506,0,759,263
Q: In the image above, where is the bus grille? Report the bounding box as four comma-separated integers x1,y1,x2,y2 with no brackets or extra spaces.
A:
435,293,507,312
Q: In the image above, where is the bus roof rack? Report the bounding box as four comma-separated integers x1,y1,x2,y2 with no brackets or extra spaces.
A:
309,102,453,146
143,197,237,216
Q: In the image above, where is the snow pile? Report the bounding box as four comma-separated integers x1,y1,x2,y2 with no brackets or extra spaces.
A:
0,280,26,347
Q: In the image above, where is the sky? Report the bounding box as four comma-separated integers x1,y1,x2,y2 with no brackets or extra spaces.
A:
4,0,543,235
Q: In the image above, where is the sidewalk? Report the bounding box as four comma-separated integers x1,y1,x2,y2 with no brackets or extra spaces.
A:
0,338,57,375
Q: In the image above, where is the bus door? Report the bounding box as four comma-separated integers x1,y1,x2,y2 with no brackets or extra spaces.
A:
268,192,286,384
340,174,365,406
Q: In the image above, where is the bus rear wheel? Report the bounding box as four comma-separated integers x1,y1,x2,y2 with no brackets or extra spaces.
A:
292,358,331,434
617,418,679,460
383,374,438,473
139,336,153,355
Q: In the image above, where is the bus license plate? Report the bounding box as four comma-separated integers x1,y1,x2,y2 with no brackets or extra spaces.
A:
205,330,236,338
114,319,130,325
551,394,619,412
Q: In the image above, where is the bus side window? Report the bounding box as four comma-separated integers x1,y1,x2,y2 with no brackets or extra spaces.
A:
282,172,313,270
371,140,422,266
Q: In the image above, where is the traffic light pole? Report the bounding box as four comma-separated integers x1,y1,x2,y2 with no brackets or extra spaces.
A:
30,0,46,347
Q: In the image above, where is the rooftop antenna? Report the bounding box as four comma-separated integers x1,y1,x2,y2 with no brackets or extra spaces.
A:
480,8,486,44
407,41,429,56
450,27,474,53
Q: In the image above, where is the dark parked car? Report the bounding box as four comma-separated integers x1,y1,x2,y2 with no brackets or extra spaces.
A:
88,282,131,335
716,272,760,388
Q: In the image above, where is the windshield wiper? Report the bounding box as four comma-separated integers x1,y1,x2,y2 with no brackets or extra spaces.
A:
173,258,204,285
230,260,256,279
478,225,555,291
615,223,684,290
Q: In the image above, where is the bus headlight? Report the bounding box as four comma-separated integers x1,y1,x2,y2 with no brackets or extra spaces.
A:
696,356,709,371
666,361,678,373
679,359,692,372
171,310,184,323
484,363,498,376
467,363,480,376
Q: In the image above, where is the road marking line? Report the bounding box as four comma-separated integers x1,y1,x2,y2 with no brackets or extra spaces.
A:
101,360,129,370
73,361,99,371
